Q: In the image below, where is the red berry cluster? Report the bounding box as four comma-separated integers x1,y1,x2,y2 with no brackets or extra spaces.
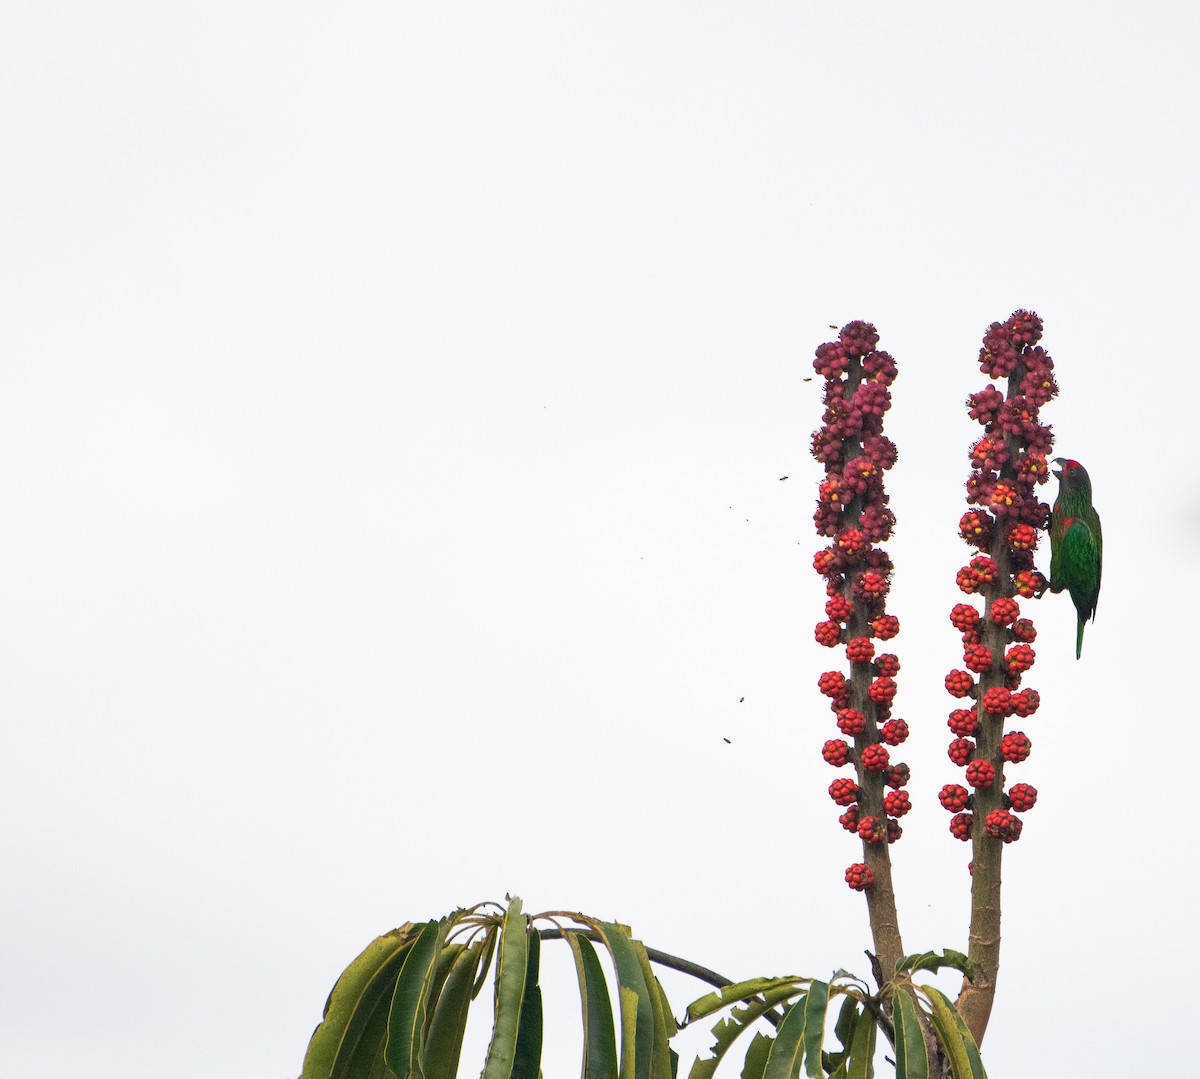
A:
810,321,909,891
941,311,1054,855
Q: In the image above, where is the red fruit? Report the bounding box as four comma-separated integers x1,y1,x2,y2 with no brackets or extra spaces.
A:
872,614,900,640
846,637,875,664
818,671,848,699
1001,731,1032,763
1012,618,1037,643
845,862,874,891
815,620,842,647
965,759,996,789
982,686,1014,716
883,790,911,817
950,603,981,632
818,478,843,505
856,570,889,599
959,510,993,549
836,708,867,736
990,482,1018,513
947,707,979,736
945,670,975,698
885,762,911,789
839,805,861,832
829,777,860,806
985,808,1023,843
1007,782,1038,812
813,548,838,575
875,653,901,677
970,555,999,582
947,738,975,766
825,594,853,623
1012,688,1041,717
1014,570,1040,598
880,718,909,746
857,815,886,844
964,643,993,674
938,784,970,812
1005,644,1036,674
956,566,981,594
869,676,898,704
822,739,851,767
990,597,1020,625
950,813,973,841
860,744,891,772
837,528,866,555
886,818,903,844
1008,523,1038,550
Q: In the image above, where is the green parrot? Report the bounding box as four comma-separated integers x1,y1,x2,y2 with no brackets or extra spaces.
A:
1048,457,1103,659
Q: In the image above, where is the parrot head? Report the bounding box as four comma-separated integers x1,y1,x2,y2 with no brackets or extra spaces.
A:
1052,457,1092,496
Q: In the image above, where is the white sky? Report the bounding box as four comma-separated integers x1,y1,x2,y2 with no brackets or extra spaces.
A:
3,3,1198,1077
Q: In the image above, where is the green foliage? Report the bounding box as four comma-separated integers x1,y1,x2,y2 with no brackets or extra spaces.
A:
299,898,988,1079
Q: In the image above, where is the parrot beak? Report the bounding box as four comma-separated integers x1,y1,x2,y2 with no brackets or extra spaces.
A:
1051,456,1065,479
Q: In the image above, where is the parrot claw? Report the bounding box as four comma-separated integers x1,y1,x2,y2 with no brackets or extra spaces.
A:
1030,570,1051,598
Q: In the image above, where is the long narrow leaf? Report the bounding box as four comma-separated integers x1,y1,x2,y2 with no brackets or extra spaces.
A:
423,941,487,1079
686,978,809,1023
761,997,808,1079
800,981,829,1079
600,923,656,1079
632,941,676,1079
893,991,929,1079
384,919,446,1079
687,986,806,1079
740,1032,773,1079
565,932,619,1079
511,929,543,1079
300,924,420,1079
481,898,530,1079
845,1008,876,1079
895,950,978,983
923,988,986,1079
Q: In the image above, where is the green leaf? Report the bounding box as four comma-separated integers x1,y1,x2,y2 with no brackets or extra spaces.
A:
384,919,446,1079
686,979,809,1024
300,924,420,1079
895,950,978,983
620,986,640,1079
686,986,803,1079
565,932,619,1079
740,1032,773,1079
893,991,928,1079
423,941,488,1079
923,988,986,1079
762,997,808,1079
481,897,530,1079
511,930,543,1079
833,996,859,1053
601,923,656,1079
632,942,676,1079
800,981,829,1079
844,1008,876,1079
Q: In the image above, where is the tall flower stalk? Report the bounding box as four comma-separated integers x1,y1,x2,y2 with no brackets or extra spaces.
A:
940,309,1057,1042
810,320,907,976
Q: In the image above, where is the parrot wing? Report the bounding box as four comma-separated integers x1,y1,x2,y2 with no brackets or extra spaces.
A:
1060,516,1101,621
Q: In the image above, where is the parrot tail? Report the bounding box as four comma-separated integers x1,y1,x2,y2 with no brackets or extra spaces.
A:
1075,615,1085,660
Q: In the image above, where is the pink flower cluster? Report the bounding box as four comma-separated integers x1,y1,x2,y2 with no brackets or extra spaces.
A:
810,321,909,889
940,311,1054,851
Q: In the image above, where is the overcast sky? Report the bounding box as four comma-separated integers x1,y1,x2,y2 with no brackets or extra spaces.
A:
3,3,1198,1077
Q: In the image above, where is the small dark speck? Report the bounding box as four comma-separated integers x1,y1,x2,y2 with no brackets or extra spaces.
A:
803,377,813,382
723,737,731,744
739,697,745,703
779,475,788,481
